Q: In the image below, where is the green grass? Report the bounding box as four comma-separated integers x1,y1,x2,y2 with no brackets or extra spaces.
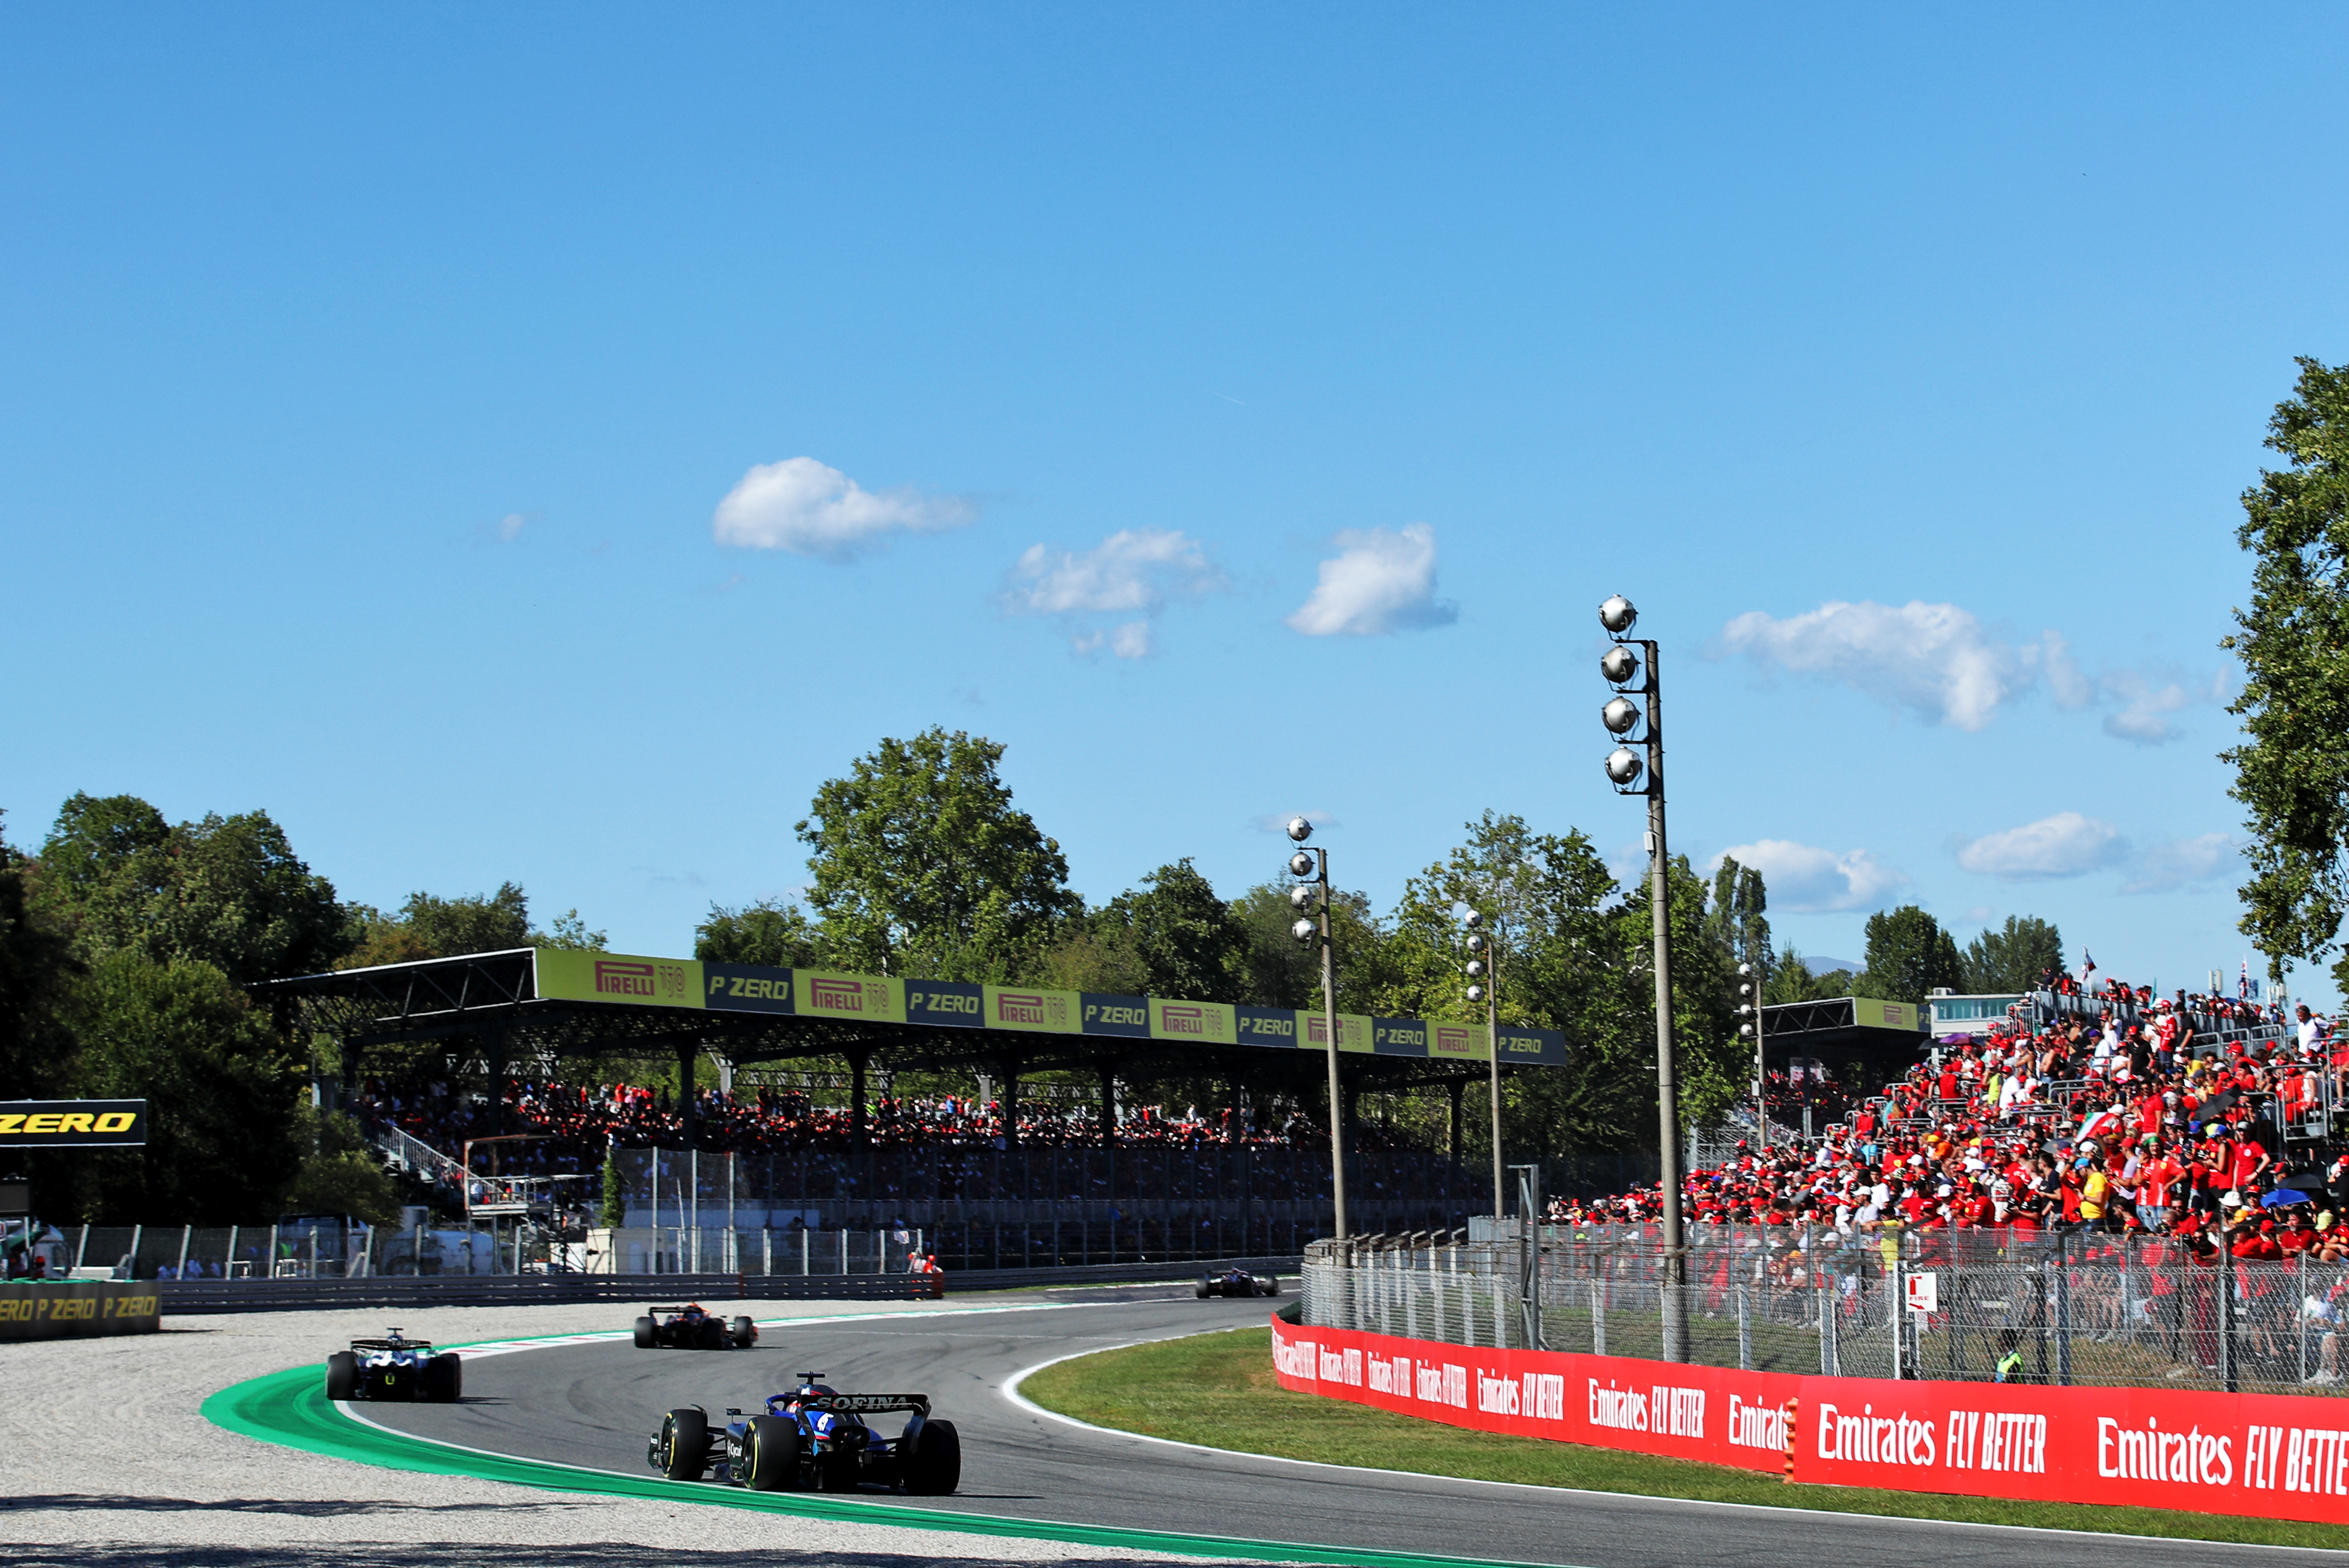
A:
1020,1327,2349,1551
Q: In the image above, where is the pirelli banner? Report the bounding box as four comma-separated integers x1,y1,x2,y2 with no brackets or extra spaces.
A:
534,950,1566,1066
1269,1317,2349,1525
0,1100,148,1147
0,1281,162,1340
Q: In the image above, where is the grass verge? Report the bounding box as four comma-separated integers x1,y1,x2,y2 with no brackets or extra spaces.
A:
1020,1326,2346,1551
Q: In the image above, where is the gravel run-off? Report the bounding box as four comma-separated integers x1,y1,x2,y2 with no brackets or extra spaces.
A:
1,1298,1232,1568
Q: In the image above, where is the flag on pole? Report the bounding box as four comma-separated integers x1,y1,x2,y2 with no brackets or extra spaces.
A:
2082,950,2096,982
2241,958,2251,1000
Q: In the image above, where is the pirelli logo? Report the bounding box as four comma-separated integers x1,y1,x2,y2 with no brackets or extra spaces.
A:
810,979,875,1013
1160,1005,1207,1035
593,960,657,998
0,1100,148,1147
995,992,1047,1025
1433,1027,1478,1056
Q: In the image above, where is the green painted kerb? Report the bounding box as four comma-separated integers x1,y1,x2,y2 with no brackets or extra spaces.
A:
202,1362,1536,1568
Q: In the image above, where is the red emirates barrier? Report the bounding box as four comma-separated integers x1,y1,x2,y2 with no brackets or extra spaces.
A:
1269,1316,2349,1525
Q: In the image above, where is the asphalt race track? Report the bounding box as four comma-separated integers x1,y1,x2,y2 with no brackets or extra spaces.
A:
362,1288,2341,1568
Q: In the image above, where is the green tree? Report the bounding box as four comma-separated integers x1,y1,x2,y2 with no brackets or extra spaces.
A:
1611,854,1746,1134
396,883,532,956
695,898,824,969
2222,357,2349,988
1764,947,1852,1004
1960,915,2064,994
66,952,304,1223
796,729,1080,980
0,811,80,1102
1088,859,1248,1001
280,1106,402,1224
35,796,347,984
1704,856,1771,977
1853,905,1963,1004
600,1155,626,1229
1230,881,1390,1013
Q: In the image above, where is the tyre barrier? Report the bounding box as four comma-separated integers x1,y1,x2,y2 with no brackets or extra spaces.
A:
1272,1315,2349,1527
0,1279,161,1339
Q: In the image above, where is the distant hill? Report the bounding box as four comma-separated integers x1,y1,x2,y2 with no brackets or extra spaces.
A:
1809,955,1862,975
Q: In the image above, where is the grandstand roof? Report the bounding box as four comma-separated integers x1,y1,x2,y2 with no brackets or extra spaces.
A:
1756,994,1927,1067
262,947,1568,1091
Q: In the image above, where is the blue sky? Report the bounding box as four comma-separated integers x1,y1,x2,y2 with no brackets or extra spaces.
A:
5,6,2346,1000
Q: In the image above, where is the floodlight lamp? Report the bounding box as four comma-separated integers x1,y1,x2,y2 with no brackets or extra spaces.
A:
1737,962,1753,977
1466,959,1485,978
1290,918,1318,944
1466,985,1485,1003
1286,816,1314,843
1288,851,1316,878
1737,1004,1752,1017
1740,1023,1754,1038
1463,909,1483,929
1602,696,1642,735
1600,645,1640,685
1604,747,1645,786
1598,594,1638,635
1289,883,1318,910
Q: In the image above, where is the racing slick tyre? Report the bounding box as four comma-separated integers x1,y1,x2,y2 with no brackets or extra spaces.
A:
423,1352,463,1403
324,1351,358,1402
659,1407,709,1481
698,1318,726,1351
738,1415,800,1491
902,1417,961,1496
1261,1278,1280,1297
1195,1281,1211,1298
633,1315,656,1349
728,1314,756,1348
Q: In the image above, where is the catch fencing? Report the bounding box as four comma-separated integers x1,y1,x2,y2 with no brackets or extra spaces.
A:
1302,1222,2349,1398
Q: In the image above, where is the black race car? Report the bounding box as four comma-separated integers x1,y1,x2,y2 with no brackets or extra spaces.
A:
648,1373,960,1496
633,1303,758,1349
1196,1267,1279,1298
325,1328,463,1402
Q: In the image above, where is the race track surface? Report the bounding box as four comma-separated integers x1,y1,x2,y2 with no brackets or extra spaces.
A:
361,1287,2343,1568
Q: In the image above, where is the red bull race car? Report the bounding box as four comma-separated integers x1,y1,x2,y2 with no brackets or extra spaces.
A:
1196,1267,1279,1298
324,1328,463,1402
632,1302,758,1349
648,1373,960,1495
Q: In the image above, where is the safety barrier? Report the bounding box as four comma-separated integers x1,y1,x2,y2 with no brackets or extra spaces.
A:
1270,1316,2349,1525
0,1279,161,1339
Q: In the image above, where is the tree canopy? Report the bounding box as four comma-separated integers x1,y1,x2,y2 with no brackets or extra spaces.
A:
1852,905,1963,1004
1960,914,2064,994
2223,356,2349,988
795,728,1080,981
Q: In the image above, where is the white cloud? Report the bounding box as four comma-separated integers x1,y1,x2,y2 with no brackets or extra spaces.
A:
1714,839,1906,912
497,511,530,542
1718,606,2228,742
1717,600,2024,731
1003,528,1226,659
1287,523,1457,637
2123,833,2235,894
712,456,972,561
1956,812,2127,880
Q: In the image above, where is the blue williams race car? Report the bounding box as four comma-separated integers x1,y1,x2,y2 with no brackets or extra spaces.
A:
648,1373,960,1495
1196,1267,1279,1298
325,1328,462,1402
633,1302,758,1350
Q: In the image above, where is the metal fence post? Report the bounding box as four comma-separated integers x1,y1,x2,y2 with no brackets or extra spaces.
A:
2055,1233,2073,1388
2220,1260,2238,1394
1737,1281,1751,1371
1890,1249,1905,1380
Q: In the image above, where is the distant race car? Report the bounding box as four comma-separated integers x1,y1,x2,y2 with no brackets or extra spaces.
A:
325,1328,462,1402
1196,1267,1279,1298
647,1373,960,1496
632,1303,758,1350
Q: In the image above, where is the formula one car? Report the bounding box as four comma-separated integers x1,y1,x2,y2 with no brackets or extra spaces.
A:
1196,1267,1279,1298
647,1373,960,1496
632,1303,758,1350
324,1328,462,1402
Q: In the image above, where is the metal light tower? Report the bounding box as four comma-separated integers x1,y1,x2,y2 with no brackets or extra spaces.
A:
1464,910,1503,1217
1288,818,1347,1240
1738,962,1764,1152
1599,593,1688,1363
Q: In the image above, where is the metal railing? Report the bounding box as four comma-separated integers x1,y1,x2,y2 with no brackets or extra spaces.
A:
1302,1222,2349,1397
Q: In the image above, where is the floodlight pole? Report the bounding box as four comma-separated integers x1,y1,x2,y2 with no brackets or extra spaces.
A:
1315,846,1348,1240
1641,639,1689,1364
1487,929,1504,1220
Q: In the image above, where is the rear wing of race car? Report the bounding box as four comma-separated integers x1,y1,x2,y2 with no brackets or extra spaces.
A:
797,1392,931,1417
349,1338,434,1351
640,1306,692,1314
